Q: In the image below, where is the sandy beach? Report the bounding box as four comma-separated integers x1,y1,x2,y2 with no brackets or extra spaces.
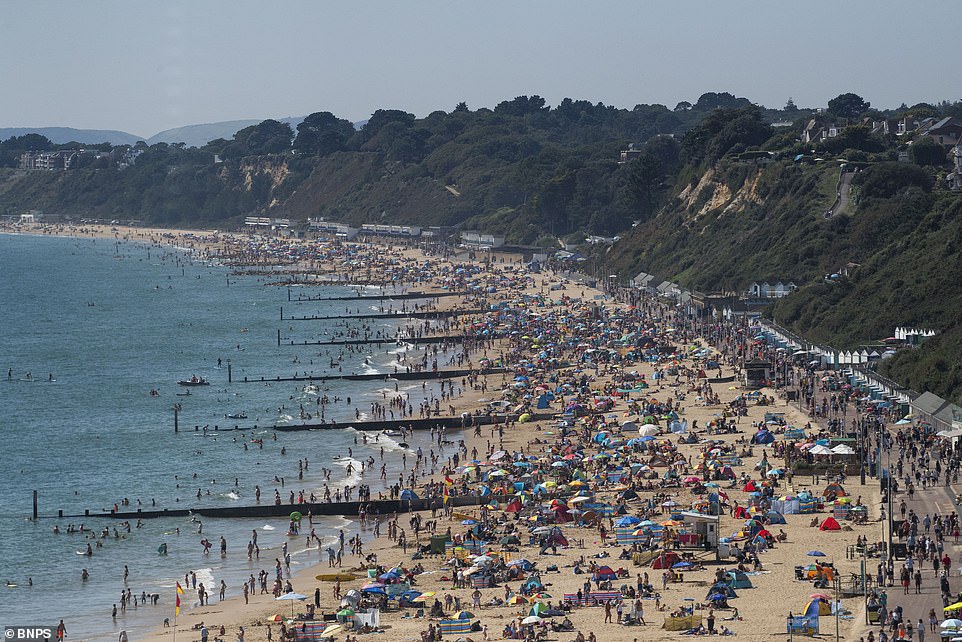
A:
6,221,884,642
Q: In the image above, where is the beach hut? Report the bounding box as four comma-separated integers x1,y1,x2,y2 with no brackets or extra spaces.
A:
819,517,841,531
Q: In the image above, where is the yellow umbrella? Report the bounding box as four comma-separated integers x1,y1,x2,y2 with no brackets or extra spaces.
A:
411,591,436,602
945,602,962,612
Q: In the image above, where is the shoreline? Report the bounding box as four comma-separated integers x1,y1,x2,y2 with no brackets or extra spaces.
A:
7,221,890,642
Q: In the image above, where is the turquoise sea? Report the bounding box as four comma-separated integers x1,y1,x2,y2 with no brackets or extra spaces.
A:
0,233,437,638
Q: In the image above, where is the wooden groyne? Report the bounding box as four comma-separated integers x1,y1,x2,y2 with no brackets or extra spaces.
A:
60,492,488,521
238,367,508,384
190,411,548,434
282,308,486,321
288,289,470,302
279,334,499,347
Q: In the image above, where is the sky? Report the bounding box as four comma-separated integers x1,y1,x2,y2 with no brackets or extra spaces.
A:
1,0,957,138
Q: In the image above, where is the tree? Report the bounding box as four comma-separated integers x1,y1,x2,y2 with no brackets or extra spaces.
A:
293,112,354,156
827,93,870,120
221,120,293,158
692,92,750,111
454,102,469,113
494,95,548,118
910,136,949,166
784,97,798,112
674,101,692,112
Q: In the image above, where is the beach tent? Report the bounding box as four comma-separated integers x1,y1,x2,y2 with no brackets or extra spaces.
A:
742,481,757,492
614,515,641,527
822,483,846,500
753,430,775,445
592,566,617,581
707,583,737,598
765,510,787,524
399,489,419,501
819,517,841,531
650,551,682,569
725,570,753,589
804,598,832,616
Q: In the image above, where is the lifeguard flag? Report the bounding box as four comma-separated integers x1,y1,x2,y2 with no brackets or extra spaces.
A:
175,582,184,616
444,474,454,486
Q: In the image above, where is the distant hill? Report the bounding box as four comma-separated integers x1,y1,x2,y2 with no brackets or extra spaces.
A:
147,117,307,147
0,127,143,146
1,117,366,150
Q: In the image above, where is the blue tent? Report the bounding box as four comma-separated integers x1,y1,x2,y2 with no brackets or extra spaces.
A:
766,510,787,524
399,489,419,501
753,430,775,445
706,583,737,598
725,570,753,589
614,515,640,527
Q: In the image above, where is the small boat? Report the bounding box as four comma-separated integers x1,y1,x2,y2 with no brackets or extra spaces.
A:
225,413,248,420
176,390,192,397
177,378,210,386
315,572,357,582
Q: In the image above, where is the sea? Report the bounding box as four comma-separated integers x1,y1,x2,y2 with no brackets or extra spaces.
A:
0,233,442,638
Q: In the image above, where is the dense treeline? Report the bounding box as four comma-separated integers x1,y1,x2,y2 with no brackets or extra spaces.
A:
3,92,962,398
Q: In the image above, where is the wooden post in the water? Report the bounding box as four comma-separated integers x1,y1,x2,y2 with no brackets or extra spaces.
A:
288,287,291,301
277,329,281,346
227,361,232,383
32,490,37,520
280,306,283,320
174,406,179,433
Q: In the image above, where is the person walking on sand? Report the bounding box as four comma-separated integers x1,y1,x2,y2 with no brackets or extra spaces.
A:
56,621,66,641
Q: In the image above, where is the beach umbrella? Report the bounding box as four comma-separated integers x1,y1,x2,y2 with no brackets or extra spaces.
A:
807,550,827,557
945,603,962,612
276,591,307,617
508,595,529,604
266,614,290,623
321,624,345,638
411,591,435,602
461,519,477,525
942,619,962,629
521,616,543,625
455,611,476,620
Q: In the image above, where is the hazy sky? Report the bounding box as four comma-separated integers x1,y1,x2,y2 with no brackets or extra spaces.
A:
1,0,956,137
